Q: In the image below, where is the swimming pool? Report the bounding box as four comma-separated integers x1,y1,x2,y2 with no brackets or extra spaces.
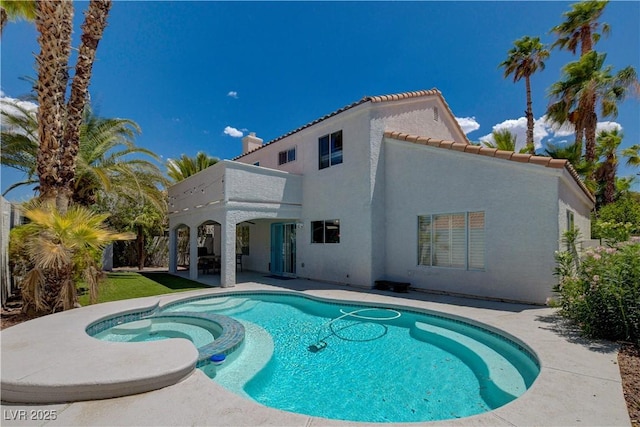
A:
162,293,540,423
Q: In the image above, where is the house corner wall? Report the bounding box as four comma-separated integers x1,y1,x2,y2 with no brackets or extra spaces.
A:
383,138,565,304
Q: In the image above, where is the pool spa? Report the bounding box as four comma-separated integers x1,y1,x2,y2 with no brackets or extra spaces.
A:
92,292,540,423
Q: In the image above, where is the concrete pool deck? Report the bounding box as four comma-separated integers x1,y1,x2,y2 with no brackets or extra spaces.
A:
0,272,631,426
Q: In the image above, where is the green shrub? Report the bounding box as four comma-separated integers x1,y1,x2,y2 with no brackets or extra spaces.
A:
592,196,640,239
554,238,640,344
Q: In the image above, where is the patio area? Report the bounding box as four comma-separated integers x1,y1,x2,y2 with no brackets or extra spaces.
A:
0,273,631,426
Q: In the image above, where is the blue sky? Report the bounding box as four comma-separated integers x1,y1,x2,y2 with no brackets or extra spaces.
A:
1,1,639,201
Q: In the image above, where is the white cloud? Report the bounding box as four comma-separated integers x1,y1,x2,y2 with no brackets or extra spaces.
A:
455,117,480,135
0,93,38,134
224,126,243,138
0,92,38,116
479,116,541,152
596,121,623,133
479,115,624,153
227,91,238,99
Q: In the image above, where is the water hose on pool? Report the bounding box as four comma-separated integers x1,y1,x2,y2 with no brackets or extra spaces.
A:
308,308,401,352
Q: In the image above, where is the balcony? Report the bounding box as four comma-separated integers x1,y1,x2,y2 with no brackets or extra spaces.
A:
168,160,302,216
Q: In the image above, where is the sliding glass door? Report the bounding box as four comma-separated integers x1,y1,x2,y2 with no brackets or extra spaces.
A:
270,223,296,276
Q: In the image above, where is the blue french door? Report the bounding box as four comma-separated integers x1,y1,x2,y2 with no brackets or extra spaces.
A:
270,223,296,276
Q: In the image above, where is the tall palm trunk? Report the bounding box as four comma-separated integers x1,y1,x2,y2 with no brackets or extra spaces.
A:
580,27,593,57
603,159,616,204
35,0,73,208
583,91,598,165
59,0,112,209
30,0,113,315
524,75,535,154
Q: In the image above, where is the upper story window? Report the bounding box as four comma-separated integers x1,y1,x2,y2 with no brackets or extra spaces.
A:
278,147,296,165
319,130,343,170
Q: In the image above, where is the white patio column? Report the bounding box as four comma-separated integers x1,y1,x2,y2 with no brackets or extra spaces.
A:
168,228,177,274
189,228,199,281
220,218,236,288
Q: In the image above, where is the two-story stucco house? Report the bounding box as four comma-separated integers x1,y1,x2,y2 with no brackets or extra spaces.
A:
167,89,594,304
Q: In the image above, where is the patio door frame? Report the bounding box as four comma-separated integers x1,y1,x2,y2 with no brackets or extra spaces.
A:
270,222,296,276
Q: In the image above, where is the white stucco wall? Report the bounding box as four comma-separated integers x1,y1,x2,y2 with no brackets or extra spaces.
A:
558,170,594,250
368,97,466,286
382,138,578,304
236,95,468,287
168,92,593,302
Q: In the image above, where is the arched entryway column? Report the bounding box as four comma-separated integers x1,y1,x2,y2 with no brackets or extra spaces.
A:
189,230,199,281
169,223,190,275
168,227,177,273
220,214,237,288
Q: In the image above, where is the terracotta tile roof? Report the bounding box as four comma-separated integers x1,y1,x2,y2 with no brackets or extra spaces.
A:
233,89,467,160
384,131,596,204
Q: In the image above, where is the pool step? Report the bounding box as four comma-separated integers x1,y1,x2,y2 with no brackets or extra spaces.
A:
205,320,274,398
173,297,254,313
411,321,526,408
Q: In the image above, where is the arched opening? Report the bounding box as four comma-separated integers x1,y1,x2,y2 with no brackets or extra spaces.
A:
196,220,221,275
173,224,190,270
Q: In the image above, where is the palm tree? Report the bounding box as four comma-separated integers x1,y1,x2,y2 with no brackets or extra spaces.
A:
595,128,623,204
615,176,636,196
551,0,609,57
547,51,637,165
545,142,583,167
482,129,521,152
0,98,39,195
621,144,640,168
58,0,113,210
545,141,595,191
499,36,549,154
35,0,112,212
6,0,115,316
71,107,167,207
1,102,167,208
34,0,74,208
0,0,35,36
167,152,220,182
10,201,133,315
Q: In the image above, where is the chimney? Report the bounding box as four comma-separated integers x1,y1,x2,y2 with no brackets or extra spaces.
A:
242,132,263,154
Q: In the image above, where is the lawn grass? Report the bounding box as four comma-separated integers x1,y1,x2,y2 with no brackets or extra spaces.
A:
77,272,210,306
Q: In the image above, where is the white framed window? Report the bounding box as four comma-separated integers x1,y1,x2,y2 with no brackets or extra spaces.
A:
418,212,485,269
319,130,343,169
567,210,575,231
278,147,296,165
311,219,340,243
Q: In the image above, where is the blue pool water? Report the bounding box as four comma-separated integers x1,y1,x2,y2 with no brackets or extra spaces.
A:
94,317,220,348
164,294,539,423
